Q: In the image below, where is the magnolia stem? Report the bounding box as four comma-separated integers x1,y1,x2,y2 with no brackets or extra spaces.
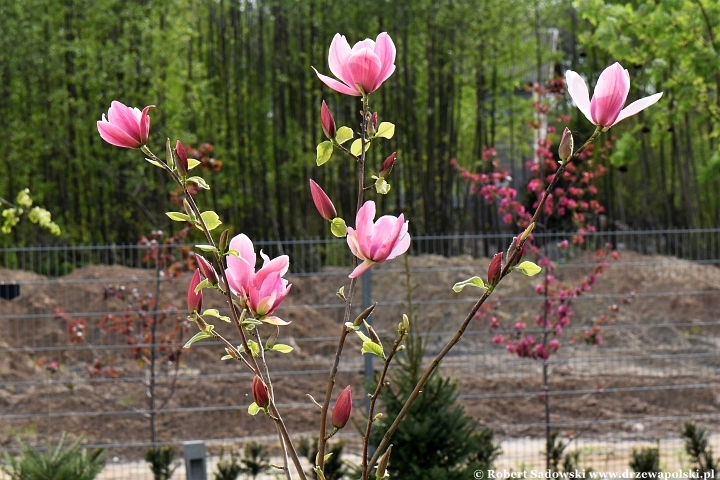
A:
368,125,603,467
142,145,307,480
317,94,370,472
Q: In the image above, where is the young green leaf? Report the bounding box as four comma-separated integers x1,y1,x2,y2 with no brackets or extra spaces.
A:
187,176,210,190
247,340,261,357
195,244,218,253
350,139,371,156
362,341,386,360
269,344,294,353
200,211,222,231
452,276,487,293
188,159,201,170
220,354,234,361
335,126,354,145
194,278,212,294
330,217,347,237
374,176,391,194
202,309,231,323
375,122,395,139
166,212,191,222
145,157,165,168
248,402,261,416
184,331,212,349
515,260,542,276
317,141,333,166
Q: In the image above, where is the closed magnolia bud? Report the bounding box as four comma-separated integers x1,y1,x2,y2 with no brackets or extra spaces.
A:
218,229,230,253
309,179,337,221
558,127,574,163
331,386,352,429
252,375,270,408
321,101,336,139
187,269,203,313
376,444,393,479
175,140,189,177
379,152,396,179
195,254,218,284
370,112,378,134
487,252,503,286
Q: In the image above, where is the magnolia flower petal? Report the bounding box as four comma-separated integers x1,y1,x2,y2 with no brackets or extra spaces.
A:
613,92,664,125
370,214,404,261
373,32,396,90
97,120,142,149
351,39,376,52
254,255,290,288
565,70,593,124
107,101,142,143
313,68,361,96
590,63,630,126
139,105,153,144
346,227,362,259
387,229,411,260
227,234,256,292
347,47,382,94
328,34,354,87
355,201,377,255
261,315,291,326
349,259,375,279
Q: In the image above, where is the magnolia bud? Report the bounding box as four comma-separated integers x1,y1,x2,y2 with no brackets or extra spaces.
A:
376,445,393,479
175,140,189,177
309,179,337,221
252,375,270,408
353,303,377,327
379,152,396,179
559,127,574,164
369,112,378,135
187,269,203,313
321,101,336,139
331,386,352,429
195,254,218,284
218,229,230,253
487,252,503,287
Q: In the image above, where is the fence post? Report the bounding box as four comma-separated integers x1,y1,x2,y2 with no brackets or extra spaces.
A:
183,441,207,480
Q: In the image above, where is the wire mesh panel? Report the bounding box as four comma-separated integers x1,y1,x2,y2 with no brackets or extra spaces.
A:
1,229,719,479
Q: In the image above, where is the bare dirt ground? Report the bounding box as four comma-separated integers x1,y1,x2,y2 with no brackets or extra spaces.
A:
1,250,720,475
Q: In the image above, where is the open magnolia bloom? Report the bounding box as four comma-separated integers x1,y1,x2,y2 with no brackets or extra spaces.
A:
313,32,396,96
566,63,663,130
347,201,410,278
225,234,291,325
97,101,153,149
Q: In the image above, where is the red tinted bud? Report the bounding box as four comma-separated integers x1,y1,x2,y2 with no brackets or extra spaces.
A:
321,101,336,139
252,375,270,408
332,386,352,429
559,127,574,163
487,252,503,286
195,254,218,284
175,140,189,177
379,152,396,178
370,112,378,134
187,269,203,313
309,179,337,221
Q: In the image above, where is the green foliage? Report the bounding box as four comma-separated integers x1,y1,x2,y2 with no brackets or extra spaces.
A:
545,431,585,474
144,445,178,480
2,434,105,480
630,446,661,474
681,419,719,477
213,450,242,480
238,442,271,480
298,437,346,480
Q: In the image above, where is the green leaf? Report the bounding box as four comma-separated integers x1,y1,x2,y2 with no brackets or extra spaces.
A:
202,309,231,323
165,138,175,170
452,276,487,293
226,249,240,257
261,315,291,326
166,212,191,222
362,341,386,360
323,453,333,462
194,278,212,294
515,260,542,276
316,141,333,166
330,217,347,237
355,330,372,343
335,126,353,145
374,177,391,195
344,322,360,332
200,211,222,231
375,122,395,139
270,343,294,353
220,355,234,361
248,402,261,416
247,340,260,357
187,176,210,190
350,139,370,156
195,244,218,252
184,331,212,349
145,157,165,168
188,159,201,170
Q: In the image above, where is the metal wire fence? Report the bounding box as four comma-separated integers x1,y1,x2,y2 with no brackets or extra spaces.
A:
1,229,719,479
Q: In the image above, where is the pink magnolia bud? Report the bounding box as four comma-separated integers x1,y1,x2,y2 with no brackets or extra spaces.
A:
321,101,336,139
252,375,270,408
187,269,203,313
332,385,352,429
558,128,574,163
379,152,396,179
309,179,337,221
487,252,503,286
175,141,189,177
370,112,378,135
195,254,218,284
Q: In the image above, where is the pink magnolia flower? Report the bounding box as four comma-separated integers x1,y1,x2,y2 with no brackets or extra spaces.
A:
313,32,396,96
97,101,154,149
346,201,410,278
225,234,291,325
566,63,663,130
